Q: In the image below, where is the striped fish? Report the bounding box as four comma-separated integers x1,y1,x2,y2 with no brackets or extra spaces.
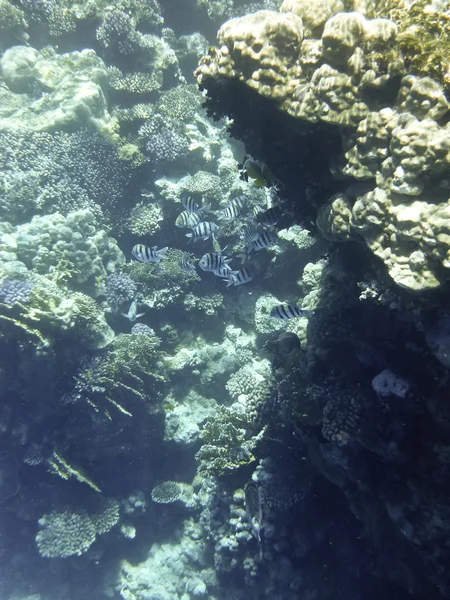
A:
248,230,277,252
175,210,202,228
215,265,237,279
198,252,230,272
251,205,264,219
226,268,252,287
270,304,314,320
258,205,283,227
218,195,247,220
180,192,201,213
240,224,260,244
186,221,219,242
132,244,168,263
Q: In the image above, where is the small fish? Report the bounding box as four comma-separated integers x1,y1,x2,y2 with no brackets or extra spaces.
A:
248,230,277,252
198,252,230,272
132,244,169,263
240,156,274,188
178,252,197,274
245,482,264,559
240,224,260,244
212,235,222,254
215,265,237,279
175,210,201,228
258,205,283,227
218,195,247,220
226,268,252,287
270,304,314,320
251,205,264,219
121,298,145,322
186,221,219,242
180,191,201,213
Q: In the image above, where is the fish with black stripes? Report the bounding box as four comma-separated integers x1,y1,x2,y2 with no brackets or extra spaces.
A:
247,230,278,252
257,205,283,227
122,298,145,322
270,304,314,320
132,244,168,263
240,223,260,244
226,268,252,287
217,195,247,220
198,252,231,273
186,221,219,242
175,210,202,229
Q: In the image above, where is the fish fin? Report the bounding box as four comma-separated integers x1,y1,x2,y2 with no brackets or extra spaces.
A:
136,312,145,319
186,233,192,238
121,313,130,319
226,279,235,287
156,246,169,257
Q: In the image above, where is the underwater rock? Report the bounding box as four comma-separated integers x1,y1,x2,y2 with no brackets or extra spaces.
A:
0,46,112,132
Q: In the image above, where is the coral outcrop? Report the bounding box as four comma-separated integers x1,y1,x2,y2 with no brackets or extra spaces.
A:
196,1,450,291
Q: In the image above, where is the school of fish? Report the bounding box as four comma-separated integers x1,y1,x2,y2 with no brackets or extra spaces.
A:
126,160,312,322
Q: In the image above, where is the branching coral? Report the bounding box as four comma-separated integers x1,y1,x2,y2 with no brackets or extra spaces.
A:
70,333,163,417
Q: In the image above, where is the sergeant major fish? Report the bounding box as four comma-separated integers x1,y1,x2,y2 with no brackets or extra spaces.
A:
248,230,278,252
199,252,231,273
175,210,202,229
180,191,201,213
132,244,169,263
258,205,283,227
217,195,247,220
186,221,219,242
270,304,314,320
226,268,252,287
122,298,145,322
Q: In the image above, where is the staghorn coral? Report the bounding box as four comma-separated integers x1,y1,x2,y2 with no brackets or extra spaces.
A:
69,333,163,417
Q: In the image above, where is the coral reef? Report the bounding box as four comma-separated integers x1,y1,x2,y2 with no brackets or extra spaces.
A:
195,2,450,291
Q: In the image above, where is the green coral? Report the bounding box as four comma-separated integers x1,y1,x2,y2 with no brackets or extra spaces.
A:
375,0,450,91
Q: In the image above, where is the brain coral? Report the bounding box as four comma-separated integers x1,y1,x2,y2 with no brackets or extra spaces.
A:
196,3,450,291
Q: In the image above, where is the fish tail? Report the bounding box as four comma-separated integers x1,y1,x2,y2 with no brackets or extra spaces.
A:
156,247,169,257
